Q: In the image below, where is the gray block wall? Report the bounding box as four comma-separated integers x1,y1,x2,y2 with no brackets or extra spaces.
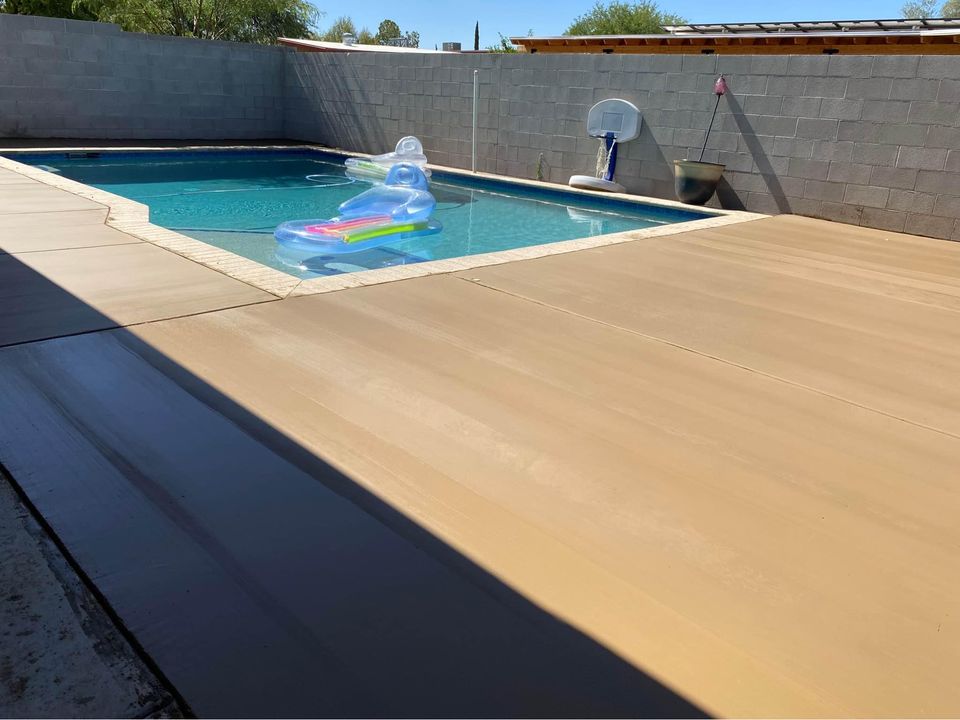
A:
2,13,959,239
0,13,285,139
285,51,960,240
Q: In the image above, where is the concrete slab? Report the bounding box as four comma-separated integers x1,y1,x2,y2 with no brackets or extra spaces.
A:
0,212,140,254
0,168,32,185
112,273,959,717
0,183,105,215
459,215,960,437
1,208,959,717
0,244,274,346
0,476,179,718
0,208,108,230
0,330,698,719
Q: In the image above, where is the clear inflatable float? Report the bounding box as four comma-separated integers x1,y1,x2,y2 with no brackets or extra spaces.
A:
274,163,441,256
344,136,432,182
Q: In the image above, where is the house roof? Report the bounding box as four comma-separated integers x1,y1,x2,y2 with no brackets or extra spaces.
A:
277,38,454,53
510,18,960,54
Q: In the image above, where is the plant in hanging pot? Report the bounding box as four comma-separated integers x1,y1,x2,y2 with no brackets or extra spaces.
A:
674,74,728,205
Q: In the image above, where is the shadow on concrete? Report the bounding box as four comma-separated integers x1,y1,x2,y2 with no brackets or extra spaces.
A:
0,253,708,719
722,93,790,213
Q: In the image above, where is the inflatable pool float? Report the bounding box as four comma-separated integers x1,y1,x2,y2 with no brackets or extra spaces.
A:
344,136,431,182
275,163,441,255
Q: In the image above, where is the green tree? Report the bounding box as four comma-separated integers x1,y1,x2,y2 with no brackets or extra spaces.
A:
0,0,94,19
403,29,418,47
902,0,937,16
565,1,684,35
486,32,518,52
474,20,479,50
320,15,356,41
72,0,319,43
902,0,959,15
375,18,399,43
357,26,374,43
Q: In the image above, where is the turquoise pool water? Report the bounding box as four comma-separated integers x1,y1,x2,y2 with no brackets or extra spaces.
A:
12,150,711,278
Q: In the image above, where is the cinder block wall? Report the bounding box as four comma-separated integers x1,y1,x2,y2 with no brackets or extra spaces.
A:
285,51,960,240
0,13,285,139
2,13,958,239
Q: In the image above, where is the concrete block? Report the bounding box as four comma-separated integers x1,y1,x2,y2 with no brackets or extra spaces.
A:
665,73,703,92
916,170,960,195
819,98,862,121
674,128,706,146
804,179,847,201
716,151,755,173
819,201,864,224
947,150,960,173
870,165,919,190
877,123,928,146
827,55,874,78
742,94,783,115
787,157,830,181
887,189,936,214
714,56,754,75
724,75,767,95
633,73,667,91
810,140,854,163
889,77,940,101
844,77,892,100
803,76,847,98
904,213,956,239
918,56,960,80
925,126,960,152
788,196,827,217
827,162,873,184
785,55,831,77
681,55,717,73
765,76,806,96
896,146,947,171
752,56,789,74
851,143,898,165
20,29,57,46
908,101,957,125
780,96,822,119
751,115,799,137
872,56,920,78
773,137,814,159
861,99,909,123
933,194,960,217
858,207,906,232
678,91,716,111
796,117,838,140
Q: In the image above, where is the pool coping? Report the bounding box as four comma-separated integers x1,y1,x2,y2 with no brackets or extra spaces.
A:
0,145,766,299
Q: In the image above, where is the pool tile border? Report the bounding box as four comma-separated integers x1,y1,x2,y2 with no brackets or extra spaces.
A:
0,146,766,298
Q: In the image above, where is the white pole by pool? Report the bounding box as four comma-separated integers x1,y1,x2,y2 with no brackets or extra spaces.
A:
472,69,479,173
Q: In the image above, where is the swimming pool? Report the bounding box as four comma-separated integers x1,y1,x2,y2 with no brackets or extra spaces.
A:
11,149,713,279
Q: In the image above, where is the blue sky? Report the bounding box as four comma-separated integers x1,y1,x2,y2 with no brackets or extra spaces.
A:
309,0,906,49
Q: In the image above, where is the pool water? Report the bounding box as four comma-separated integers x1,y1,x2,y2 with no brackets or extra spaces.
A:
13,150,711,279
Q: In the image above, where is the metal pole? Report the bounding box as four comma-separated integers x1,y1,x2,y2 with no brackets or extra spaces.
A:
698,93,721,163
472,69,479,173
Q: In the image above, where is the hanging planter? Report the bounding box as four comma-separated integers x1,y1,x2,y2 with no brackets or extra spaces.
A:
674,75,728,205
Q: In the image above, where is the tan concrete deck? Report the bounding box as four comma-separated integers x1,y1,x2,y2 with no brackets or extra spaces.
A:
1,166,959,716
0,179,274,346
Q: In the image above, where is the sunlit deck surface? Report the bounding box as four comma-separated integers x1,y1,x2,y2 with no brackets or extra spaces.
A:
1,164,959,717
